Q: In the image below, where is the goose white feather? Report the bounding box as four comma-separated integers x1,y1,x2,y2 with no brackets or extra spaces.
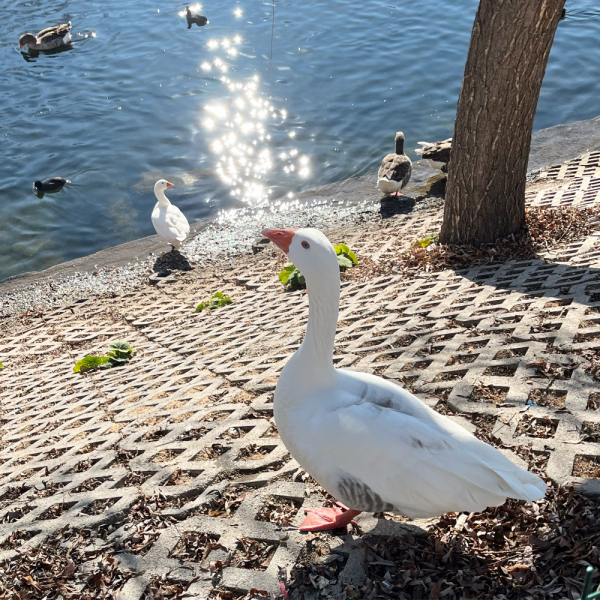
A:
263,227,546,529
151,179,190,251
376,177,405,195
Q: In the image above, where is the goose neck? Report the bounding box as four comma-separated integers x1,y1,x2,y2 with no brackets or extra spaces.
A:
395,137,405,155
293,281,339,379
155,190,171,208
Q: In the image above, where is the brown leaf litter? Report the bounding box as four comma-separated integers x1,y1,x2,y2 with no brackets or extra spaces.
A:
386,206,600,279
288,485,600,600
231,538,277,571
144,578,185,599
0,526,134,600
237,444,271,461
192,486,249,518
572,455,600,478
170,531,222,562
255,496,302,527
515,414,559,438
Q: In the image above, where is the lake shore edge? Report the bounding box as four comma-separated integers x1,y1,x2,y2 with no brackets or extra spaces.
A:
3,114,600,316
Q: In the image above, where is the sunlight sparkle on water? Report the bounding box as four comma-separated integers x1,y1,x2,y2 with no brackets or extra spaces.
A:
200,36,313,216
234,8,243,17
205,104,228,119
179,3,202,16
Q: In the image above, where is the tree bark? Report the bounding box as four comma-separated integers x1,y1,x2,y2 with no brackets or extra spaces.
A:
440,0,566,245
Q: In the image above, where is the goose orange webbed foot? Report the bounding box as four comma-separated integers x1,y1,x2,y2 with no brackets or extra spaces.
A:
299,503,361,532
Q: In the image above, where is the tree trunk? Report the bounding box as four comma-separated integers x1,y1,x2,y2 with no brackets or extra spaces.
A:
440,0,566,245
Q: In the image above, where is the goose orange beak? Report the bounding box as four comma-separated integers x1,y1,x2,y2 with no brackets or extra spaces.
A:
262,228,296,254
166,182,174,187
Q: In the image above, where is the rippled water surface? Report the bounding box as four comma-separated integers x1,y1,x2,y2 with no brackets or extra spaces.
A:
1,0,599,279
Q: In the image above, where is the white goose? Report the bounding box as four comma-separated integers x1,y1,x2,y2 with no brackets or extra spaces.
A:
152,179,190,252
262,227,547,532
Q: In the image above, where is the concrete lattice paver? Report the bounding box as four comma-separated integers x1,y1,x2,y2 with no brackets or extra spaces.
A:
2,153,600,598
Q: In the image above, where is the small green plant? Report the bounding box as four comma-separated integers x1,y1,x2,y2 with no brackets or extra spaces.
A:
279,262,305,289
334,243,358,270
196,291,233,312
278,242,359,291
0,363,3,369
413,233,440,248
74,341,136,374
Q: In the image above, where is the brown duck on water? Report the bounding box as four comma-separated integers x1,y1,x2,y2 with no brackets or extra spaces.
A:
19,21,72,51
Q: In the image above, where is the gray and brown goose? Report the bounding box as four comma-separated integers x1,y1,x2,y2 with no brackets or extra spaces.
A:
20,21,72,51
376,131,412,197
415,137,452,173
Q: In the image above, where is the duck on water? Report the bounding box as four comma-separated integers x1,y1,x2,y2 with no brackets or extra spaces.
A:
19,22,72,51
186,7,208,27
33,177,70,193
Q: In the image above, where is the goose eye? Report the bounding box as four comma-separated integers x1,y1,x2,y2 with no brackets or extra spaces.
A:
301,241,310,249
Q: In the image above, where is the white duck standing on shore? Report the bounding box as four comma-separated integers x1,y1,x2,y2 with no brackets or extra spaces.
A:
19,22,72,51
376,131,412,197
152,179,190,252
262,227,547,532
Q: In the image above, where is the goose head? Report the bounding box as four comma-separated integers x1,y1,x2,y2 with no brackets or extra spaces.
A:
154,179,174,193
262,228,340,292
395,131,405,155
19,34,36,49
154,179,174,205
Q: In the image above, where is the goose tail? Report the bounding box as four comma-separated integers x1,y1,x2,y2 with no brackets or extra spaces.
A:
414,141,432,156
506,467,547,502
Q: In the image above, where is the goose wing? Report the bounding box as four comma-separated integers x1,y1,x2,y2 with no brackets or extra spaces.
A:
152,205,190,243
311,370,546,518
377,154,412,187
415,138,452,163
37,22,71,43
165,205,190,241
